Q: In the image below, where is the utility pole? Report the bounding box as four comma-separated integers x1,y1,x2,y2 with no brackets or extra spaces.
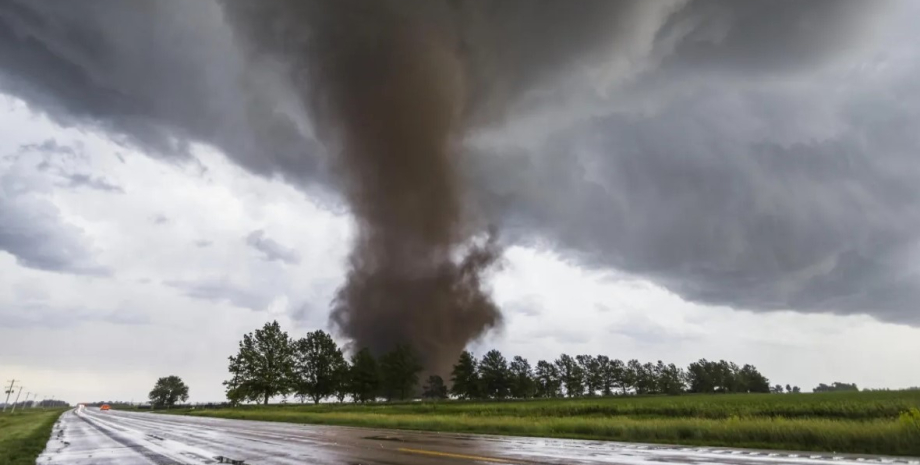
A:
10,386,23,413
3,379,17,413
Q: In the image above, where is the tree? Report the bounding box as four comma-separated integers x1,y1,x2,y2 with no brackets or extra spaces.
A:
792,386,801,394
450,351,480,400
480,350,511,399
293,330,347,404
509,356,535,399
148,376,189,409
786,384,792,393
422,375,448,400
349,348,380,403
771,384,785,394
624,359,642,394
332,358,351,403
577,355,602,396
224,320,295,405
737,364,770,393
379,344,423,401
609,359,627,395
813,382,859,392
534,360,562,398
555,354,584,397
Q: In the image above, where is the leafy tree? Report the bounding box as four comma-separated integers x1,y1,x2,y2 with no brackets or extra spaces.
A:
786,384,792,393
224,320,295,405
657,362,687,395
534,360,562,398
577,355,602,396
595,356,615,396
480,350,511,399
422,375,448,400
148,375,189,409
609,359,627,395
555,354,584,397
293,330,347,404
379,344,423,401
737,364,770,393
349,348,380,403
450,350,480,400
509,356,536,399
332,357,351,403
814,382,859,392
625,359,642,394
792,386,801,393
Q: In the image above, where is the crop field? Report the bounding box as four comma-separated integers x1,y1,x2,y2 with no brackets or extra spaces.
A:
0,409,67,465
173,391,920,456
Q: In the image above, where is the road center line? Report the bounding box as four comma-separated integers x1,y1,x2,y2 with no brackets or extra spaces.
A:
397,447,524,463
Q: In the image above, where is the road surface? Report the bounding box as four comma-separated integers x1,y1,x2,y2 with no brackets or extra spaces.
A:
38,406,919,465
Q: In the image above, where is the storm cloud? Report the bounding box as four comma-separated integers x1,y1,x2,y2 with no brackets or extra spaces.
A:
1,0,917,328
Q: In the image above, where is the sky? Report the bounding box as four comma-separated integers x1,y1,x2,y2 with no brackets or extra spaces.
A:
2,0,920,403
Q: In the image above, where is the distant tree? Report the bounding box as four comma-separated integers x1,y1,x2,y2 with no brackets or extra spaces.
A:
813,382,859,393
509,356,536,399
332,357,351,403
349,348,380,403
480,350,511,399
293,330,347,404
609,359,627,394
148,375,189,409
224,320,295,405
534,360,562,398
625,359,642,394
687,359,715,394
577,355,602,396
786,384,792,393
450,351,480,400
379,344,423,401
555,354,584,397
737,364,770,393
792,386,801,394
422,375,448,400
657,362,687,395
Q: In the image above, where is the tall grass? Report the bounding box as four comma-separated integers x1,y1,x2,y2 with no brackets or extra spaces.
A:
175,391,920,456
0,409,66,465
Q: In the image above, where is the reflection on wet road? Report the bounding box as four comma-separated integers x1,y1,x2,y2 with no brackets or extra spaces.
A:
38,406,920,464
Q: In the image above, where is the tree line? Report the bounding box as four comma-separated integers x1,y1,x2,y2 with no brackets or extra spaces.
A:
223,321,780,404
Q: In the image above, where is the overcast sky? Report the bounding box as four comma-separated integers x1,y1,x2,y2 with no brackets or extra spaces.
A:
2,1,920,403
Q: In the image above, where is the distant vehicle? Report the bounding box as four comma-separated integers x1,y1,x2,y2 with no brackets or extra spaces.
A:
100,404,110,411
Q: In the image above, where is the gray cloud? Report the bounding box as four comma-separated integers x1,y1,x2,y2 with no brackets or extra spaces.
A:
0,301,149,329
58,173,124,193
164,277,274,311
0,171,110,276
1,0,917,327
245,230,301,265
194,239,212,248
151,214,169,225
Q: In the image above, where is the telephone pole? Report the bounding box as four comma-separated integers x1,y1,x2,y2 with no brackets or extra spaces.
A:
2,379,17,413
10,386,23,413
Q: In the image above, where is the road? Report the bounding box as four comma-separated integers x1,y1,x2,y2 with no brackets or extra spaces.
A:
38,406,919,465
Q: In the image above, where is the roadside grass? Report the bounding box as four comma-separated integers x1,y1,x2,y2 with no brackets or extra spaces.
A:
172,392,920,456
0,409,67,465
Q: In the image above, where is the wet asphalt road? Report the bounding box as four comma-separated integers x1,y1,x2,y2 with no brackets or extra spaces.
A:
38,407,920,465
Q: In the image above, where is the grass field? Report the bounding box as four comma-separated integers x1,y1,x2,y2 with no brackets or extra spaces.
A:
173,391,920,456
0,409,67,465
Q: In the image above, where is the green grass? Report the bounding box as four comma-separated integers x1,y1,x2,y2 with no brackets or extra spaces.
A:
171,392,920,456
0,408,67,465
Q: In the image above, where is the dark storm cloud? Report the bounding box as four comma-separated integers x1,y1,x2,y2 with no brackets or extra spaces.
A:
1,0,917,328
0,171,109,275
0,0,327,186
245,230,301,265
